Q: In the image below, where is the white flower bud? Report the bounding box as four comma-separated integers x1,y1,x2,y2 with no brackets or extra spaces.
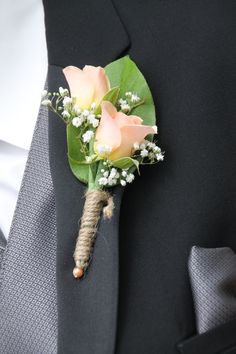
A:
62,110,70,118
74,105,81,114
133,142,140,150
59,87,69,96
72,117,82,127
147,142,155,149
85,156,93,163
41,99,51,106
154,146,161,153
82,109,90,117
131,94,140,103
41,90,48,98
156,153,164,161
88,113,95,121
121,103,130,112
63,97,72,106
141,149,148,157
92,119,99,128
118,98,127,105
82,130,94,143
110,168,117,179
96,144,112,155
140,143,146,150
98,177,108,186
126,173,135,183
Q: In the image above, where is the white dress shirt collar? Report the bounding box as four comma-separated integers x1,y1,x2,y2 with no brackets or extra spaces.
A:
0,0,47,239
0,0,48,150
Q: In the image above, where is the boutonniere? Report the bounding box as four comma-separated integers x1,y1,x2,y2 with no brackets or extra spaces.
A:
42,56,164,279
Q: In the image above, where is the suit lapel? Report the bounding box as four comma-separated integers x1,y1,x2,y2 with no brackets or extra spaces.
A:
47,3,130,352
43,0,131,68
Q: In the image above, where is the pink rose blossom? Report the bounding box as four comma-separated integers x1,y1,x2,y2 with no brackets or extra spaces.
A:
63,65,110,109
95,101,157,160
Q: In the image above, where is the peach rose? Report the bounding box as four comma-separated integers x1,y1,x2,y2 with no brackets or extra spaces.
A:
94,101,157,160
63,65,110,109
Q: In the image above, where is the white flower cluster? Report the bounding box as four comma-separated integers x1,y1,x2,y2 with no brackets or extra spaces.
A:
98,165,135,187
118,98,130,113
41,87,70,108
71,103,99,129
61,96,73,119
41,89,52,107
41,98,51,107
41,89,48,99
133,141,164,162
125,91,141,103
118,91,141,113
82,130,94,143
59,87,69,96
41,88,100,130
96,144,112,155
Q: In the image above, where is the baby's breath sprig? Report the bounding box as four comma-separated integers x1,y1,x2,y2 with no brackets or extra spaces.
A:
41,87,101,128
41,88,103,161
95,140,163,189
97,161,135,188
41,87,73,123
117,91,144,114
132,141,164,165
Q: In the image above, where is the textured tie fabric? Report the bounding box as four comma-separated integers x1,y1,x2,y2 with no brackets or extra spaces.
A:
189,246,236,334
0,228,6,267
0,102,57,353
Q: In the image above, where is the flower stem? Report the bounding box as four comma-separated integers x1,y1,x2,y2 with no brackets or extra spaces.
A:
73,188,113,278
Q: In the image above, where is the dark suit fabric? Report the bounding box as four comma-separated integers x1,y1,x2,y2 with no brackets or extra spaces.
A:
43,1,236,353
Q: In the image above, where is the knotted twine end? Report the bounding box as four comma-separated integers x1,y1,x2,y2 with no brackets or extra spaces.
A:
73,189,114,279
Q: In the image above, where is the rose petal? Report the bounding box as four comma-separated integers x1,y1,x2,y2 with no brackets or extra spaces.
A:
152,125,158,134
94,103,121,154
129,115,144,125
63,66,94,108
101,101,117,117
115,112,143,128
109,124,156,160
83,66,110,104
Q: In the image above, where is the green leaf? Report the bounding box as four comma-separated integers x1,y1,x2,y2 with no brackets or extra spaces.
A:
94,160,105,187
67,124,85,161
95,86,120,115
112,157,140,173
68,156,89,184
67,124,89,184
105,56,156,130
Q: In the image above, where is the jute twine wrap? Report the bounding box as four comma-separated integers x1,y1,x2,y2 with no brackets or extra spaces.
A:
73,189,114,279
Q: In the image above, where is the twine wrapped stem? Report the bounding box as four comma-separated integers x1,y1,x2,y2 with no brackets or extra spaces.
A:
73,189,114,279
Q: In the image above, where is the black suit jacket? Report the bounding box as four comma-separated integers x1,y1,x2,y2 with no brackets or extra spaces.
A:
43,0,236,353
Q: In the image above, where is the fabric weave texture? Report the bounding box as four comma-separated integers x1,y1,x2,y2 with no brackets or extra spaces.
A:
189,246,236,334
0,102,57,353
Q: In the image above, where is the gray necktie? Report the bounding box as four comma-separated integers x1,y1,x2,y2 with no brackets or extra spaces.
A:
189,246,236,334
0,102,57,353
0,228,6,267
